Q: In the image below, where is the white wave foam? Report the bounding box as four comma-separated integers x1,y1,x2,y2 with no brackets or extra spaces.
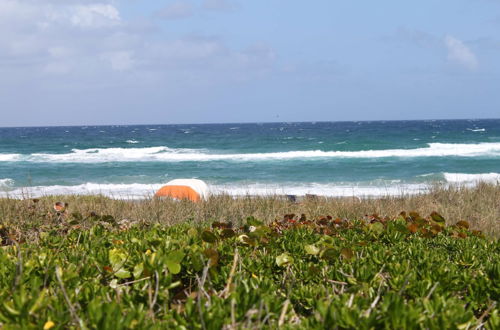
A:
126,140,139,144
467,128,486,132
211,183,429,198
0,178,14,188
0,182,430,199
444,172,500,183
0,183,164,199
0,154,21,161
1,142,500,163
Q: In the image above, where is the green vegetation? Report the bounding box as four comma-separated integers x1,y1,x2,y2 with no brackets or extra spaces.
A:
0,198,499,329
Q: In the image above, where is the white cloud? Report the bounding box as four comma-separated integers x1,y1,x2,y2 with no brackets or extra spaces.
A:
0,0,279,122
70,4,120,28
444,35,478,70
100,51,134,71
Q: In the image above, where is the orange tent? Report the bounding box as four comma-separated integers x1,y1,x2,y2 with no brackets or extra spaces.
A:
155,185,200,202
155,179,209,202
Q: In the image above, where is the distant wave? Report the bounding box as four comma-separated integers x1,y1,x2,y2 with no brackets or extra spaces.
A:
443,172,500,183
0,154,20,161
467,128,486,132
126,140,139,144
1,142,500,163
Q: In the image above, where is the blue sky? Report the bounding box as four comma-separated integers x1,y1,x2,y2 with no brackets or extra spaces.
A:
0,0,499,126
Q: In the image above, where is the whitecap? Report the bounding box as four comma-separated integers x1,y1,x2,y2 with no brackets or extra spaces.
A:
443,172,500,184
0,178,14,188
1,142,500,163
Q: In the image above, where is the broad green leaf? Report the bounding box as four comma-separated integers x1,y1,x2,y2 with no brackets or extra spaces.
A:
201,230,217,243
187,228,198,237
340,247,354,260
109,248,127,271
114,268,131,279
276,253,293,267
133,263,144,279
369,222,384,234
203,248,219,267
167,250,185,263
220,228,236,238
304,244,320,255
109,279,119,289
321,247,337,260
430,211,445,224
166,260,181,274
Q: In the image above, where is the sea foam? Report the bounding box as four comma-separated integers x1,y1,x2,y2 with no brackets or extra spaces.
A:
443,172,500,183
0,142,499,163
0,178,14,188
0,182,430,199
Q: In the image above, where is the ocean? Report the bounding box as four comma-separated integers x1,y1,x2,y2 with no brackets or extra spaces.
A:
0,119,499,199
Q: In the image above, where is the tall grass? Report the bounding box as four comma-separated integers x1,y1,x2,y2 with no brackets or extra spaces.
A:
1,182,499,237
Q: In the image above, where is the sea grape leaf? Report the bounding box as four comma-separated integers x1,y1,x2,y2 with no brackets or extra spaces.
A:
320,235,334,246
201,230,218,243
167,250,185,263
320,248,337,260
133,263,144,279
166,260,181,274
409,211,420,220
304,244,320,255
114,268,131,279
187,228,198,237
203,248,219,267
408,223,418,233
109,248,127,271
220,228,235,238
430,211,445,224
456,221,470,229
340,247,354,260
238,234,257,246
250,226,271,239
369,222,384,234
276,253,294,267
246,216,264,227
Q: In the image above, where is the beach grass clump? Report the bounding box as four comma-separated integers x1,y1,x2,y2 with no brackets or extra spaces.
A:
0,202,499,329
1,182,499,239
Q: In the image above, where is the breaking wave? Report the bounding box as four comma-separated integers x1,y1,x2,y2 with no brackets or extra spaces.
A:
0,142,499,163
0,178,14,188
443,172,500,183
0,182,430,199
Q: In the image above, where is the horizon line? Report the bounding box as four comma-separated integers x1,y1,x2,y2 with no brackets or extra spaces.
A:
0,117,499,129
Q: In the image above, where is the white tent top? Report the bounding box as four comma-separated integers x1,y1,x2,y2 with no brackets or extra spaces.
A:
165,179,209,199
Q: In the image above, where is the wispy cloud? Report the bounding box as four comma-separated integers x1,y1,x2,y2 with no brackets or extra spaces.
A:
155,1,194,20
444,35,478,71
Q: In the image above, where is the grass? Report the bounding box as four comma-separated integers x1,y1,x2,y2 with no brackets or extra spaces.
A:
0,183,499,329
1,182,499,239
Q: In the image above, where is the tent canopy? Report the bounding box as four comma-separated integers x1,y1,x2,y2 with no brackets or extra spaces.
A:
155,179,209,202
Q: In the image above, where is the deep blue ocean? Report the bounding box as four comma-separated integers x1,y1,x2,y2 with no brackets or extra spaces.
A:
1,119,499,198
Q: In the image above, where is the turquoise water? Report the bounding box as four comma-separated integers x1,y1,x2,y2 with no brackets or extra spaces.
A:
1,119,499,198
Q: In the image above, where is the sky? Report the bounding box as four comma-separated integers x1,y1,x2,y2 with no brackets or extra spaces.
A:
0,0,499,126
